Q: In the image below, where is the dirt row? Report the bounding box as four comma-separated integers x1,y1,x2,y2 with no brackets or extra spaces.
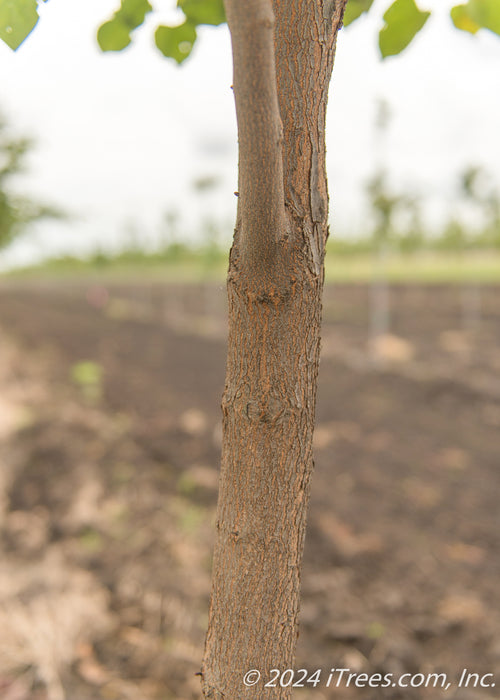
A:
0,281,499,699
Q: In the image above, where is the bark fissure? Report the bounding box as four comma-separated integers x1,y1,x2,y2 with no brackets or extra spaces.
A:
202,1,347,697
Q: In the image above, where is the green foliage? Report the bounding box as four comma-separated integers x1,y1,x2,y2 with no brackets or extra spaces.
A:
155,21,197,64
97,0,152,52
97,20,133,51
397,228,425,255
458,165,500,248
343,0,375,26
2,0,500,60
451,4,481,33
365,170,407,247
0,0,38,50
379,0,430,57
113,0,152,28
0,114,64,251
434,219,467,252
179,0,225,26
102,0,224,63
8,230,500,283
344,0,431,57
0,0,224,56
451,0,500,36
344,0,500,57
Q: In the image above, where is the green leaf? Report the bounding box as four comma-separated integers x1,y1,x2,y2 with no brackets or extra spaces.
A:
451,5,480,33
451,0,500,36
178,0,225,26
0,0,39,50
155,21,197,63
116,0,152,30
97,19,132,51
379,0,430,58
343,0,375,27
97,0,152,53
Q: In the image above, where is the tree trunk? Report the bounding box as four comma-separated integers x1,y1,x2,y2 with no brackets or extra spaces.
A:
201,1,347,697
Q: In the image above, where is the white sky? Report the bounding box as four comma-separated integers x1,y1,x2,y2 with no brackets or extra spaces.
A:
0,0,499,267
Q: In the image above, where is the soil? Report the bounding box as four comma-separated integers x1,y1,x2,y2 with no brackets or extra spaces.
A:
0,279,499,700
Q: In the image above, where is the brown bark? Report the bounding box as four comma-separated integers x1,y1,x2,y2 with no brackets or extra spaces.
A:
201,1,347,698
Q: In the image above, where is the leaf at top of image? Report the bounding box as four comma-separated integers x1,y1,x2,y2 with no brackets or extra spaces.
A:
0,0,39,50
343,0,375,27
451,4,481,34
379,0,431,58
116,0,152,30
155,21,197,64
178,0,225,26
97,0,152,52
97,18,132,51
451,0,500,36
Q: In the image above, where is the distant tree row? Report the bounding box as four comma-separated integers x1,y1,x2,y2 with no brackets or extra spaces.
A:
330,165,500,257
2,107,499,263
0,113,62,253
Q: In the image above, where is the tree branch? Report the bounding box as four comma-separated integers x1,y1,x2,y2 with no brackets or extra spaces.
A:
224,0,286,271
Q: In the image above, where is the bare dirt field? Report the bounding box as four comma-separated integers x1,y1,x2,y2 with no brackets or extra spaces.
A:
0,280,499,700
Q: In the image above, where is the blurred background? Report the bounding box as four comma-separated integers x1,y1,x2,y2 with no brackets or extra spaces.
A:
0,0,499,698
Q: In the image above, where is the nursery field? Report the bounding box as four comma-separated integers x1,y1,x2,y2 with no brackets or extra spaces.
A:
0,280,499,700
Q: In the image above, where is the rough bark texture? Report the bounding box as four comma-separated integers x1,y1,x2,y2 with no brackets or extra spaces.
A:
201,1,347,697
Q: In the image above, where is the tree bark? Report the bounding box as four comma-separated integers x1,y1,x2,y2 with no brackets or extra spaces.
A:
202,1,347,697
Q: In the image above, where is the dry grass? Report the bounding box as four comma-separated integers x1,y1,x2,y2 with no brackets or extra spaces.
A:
0,549,112,700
